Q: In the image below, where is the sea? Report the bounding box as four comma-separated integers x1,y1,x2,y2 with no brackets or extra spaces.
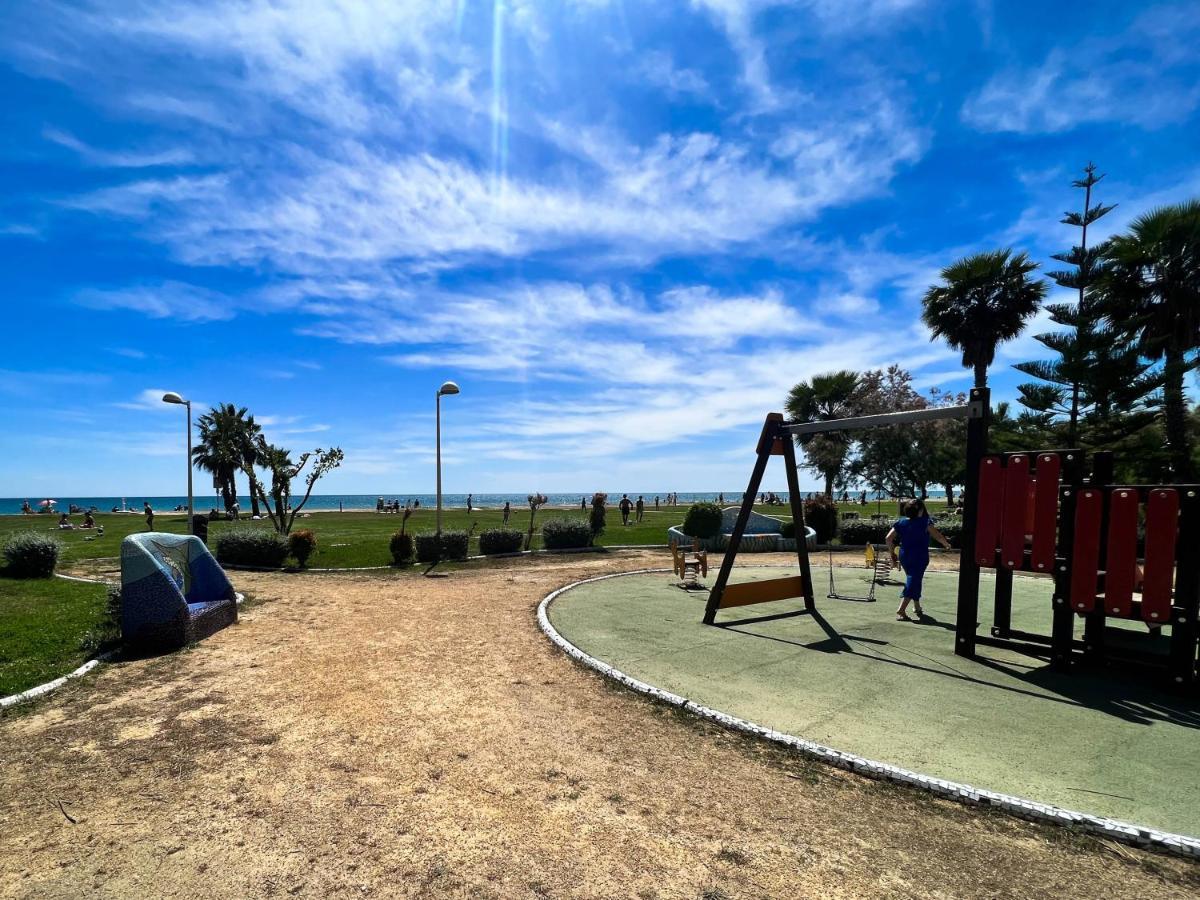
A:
0,490,945,516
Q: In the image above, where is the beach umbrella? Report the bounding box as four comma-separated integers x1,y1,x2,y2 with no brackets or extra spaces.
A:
39,499,57,507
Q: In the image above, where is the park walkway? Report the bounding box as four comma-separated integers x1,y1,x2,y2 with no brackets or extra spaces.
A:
1,552,1196,898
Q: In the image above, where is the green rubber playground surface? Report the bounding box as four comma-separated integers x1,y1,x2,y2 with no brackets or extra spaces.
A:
548,565,1200,838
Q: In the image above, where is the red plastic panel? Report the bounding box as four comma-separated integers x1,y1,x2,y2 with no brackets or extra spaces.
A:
1030,454,1060,573
1142,488,1179,624
1000,454,1030,569
1104,488,1139,617
1070,488,1103,614
975,456,1005,567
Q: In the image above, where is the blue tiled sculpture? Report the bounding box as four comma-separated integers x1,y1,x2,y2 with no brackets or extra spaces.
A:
667,506,817,552
120,533,238,650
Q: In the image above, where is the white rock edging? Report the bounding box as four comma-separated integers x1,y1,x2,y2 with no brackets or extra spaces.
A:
537,568,1200,860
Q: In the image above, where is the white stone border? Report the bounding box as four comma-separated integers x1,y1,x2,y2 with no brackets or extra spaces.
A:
1,576,244,710
537,568,1200,860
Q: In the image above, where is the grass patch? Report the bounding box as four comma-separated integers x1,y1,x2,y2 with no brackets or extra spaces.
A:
0,571,110,697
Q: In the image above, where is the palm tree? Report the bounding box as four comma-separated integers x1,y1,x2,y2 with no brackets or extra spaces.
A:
192,404,253,513
922,250,1047,387
785,370,860,497
1094,200,1200,480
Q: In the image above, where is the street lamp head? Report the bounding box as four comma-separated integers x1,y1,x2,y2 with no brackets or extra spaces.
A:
438,381,461,396
162,391,188,405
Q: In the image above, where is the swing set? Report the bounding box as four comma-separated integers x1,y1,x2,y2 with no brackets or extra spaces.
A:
703,397,982,624
703,386,1200,690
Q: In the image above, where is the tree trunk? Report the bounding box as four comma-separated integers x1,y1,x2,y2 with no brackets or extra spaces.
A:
823,470,835,499
1162,346,1194,481
1068,383,1080,448
943,483,954,506
973,359,988,387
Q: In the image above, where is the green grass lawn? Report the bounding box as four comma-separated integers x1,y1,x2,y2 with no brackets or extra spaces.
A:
0,500,951,570
0,573,110,697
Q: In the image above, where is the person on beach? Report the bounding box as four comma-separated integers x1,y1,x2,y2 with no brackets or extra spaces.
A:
655,496,660,510
581,496,587,510
467,494,473,514
619,494,632,525
144,501,154,531
503,501,511,525
635,495,645,523
82,510,95,528
58,512,73,529
886,499,951,621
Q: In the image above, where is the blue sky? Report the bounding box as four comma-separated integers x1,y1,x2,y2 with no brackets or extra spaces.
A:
2,0,1199,497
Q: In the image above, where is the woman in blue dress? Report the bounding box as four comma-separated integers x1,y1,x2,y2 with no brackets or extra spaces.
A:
886,499,952,620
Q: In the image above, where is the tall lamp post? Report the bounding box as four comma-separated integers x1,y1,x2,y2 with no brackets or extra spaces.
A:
162,392,193,532
436,381,460,535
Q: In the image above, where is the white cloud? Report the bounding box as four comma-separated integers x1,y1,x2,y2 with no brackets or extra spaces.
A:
42,127,194,168
963,6,1200,134
113,388,181,412
76,281,235,322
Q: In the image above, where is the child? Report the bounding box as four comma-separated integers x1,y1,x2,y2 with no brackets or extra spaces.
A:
885,499,951,621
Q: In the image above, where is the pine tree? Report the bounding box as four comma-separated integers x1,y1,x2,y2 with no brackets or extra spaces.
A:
1015,163,1157,446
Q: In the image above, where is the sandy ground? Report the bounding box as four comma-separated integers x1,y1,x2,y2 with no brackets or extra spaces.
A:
1,551,1196,899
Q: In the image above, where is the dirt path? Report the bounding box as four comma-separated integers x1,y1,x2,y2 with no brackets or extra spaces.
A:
2,552,1195,898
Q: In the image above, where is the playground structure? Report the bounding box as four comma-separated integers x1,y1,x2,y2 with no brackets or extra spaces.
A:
959,447,1200,687
120,532,238,651
706,387,1199,690
669,539,708,589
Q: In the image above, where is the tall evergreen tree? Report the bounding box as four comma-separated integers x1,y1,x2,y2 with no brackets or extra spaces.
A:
1015,164,1157,446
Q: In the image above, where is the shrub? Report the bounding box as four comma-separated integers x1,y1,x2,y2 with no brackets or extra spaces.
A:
2,532,61,578
414,530,470,563
288,529,317,567
780,520,796,539
589,493,607,541
390,531,414,565
542,518,593,550
933,518,964,549
682,502,723,539
837,520,892,546
440,530,469,560
479,528,524,555
804,496,838,544
214,528,289,568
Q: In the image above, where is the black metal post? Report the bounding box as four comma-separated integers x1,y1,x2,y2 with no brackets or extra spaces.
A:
1082,452,1114,665
955,387,989,659
1050,451,1085,670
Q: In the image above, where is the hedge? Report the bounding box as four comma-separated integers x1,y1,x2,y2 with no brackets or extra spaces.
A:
837,520,892,546
215,528,290,568
681,502,723,539
2,532,61,578
541,518,593,550
414,530,469,563
479,528,524,555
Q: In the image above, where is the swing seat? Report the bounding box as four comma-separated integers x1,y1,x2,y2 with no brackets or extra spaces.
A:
719,575,806,609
